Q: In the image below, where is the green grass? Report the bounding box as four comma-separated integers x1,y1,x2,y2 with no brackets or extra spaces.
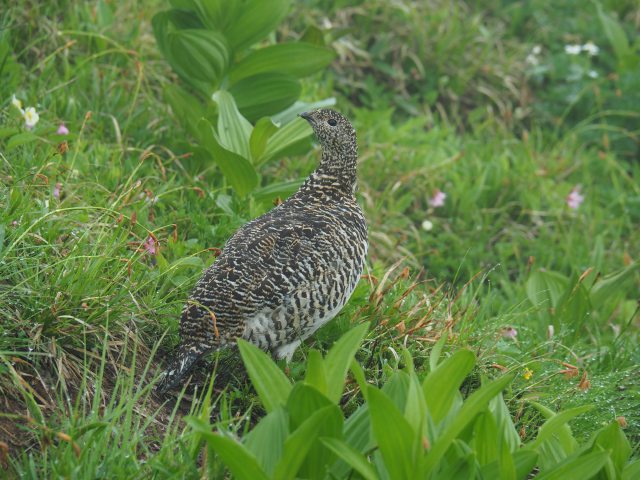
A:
1,0,639,477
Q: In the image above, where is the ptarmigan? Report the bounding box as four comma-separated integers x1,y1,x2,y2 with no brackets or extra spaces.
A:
156,109,367,393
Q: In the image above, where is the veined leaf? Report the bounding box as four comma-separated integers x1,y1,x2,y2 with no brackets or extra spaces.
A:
229,42,336,83
596,5,633,68
321,438,379,480
163,84,206,138
271,97,336,125
252,179,303,204
287,384,332,430
423,349,475,424
324,323,368,403
535,450,609,480
422,374,514,474
304,350,328,396
166,29,229,95
367,386,418,480
590,422,631,478
185,420,269,480
196,119,258,196
224,0,292,52
623,459,640,480
237,339,292,412
481,450,538,480
261,117,313,164
273,404,342,480
527,403,592,451
527,269,569,309
7,132,38,151
211,90,253,158
250,117,279,162
230,73,300,122
189,0,242,31
243,408,289,475
590,262,639,308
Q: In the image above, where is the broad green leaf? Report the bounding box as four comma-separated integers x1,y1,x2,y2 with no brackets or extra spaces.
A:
556,277,591,337
321,438,379,480
527,401,578,456
287,387,343,479
304,350,328,396
7,132,38,150
261,117,313,164
163,84,206,138
473,411,499,465
271,97,336,125
197,119,258,196
423,349,475,423
429,333,447,371
243,408,289,475
623,459,640,480
166,29,230,95
481,450,538,480
0,126,19,140
185,418,269,480
489,392,521,452
527,269,569,309
230,73,301,122
287,383,332,429
404,373,428,438
527,404,592,451
324,323,368,403
300,25,326,46
224,0,291,52
237,339,291,413
422,374,514,474
367,386,418,480
211,90,253,158
535,450,609,480
189,0,241,31
250,117,279,162
596,5,632,68
253,179,303,204
165,8,203,29
590,262,639,308
229,42,336,83
590,422,631,477
273,404,342,480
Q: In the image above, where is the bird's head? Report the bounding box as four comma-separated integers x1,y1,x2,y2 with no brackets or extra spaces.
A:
299,109,357,156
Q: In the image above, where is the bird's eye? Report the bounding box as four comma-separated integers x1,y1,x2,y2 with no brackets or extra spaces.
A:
327,118,338,126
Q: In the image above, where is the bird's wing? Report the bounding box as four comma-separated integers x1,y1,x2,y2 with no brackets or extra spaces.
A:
188,208,350,320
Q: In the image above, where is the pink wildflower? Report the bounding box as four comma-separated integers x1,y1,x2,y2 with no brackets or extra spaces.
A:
566,187,584,209
56,123,69,135
502,327,518,339
144,235,157,256
428,190,446,208
53,182,62,199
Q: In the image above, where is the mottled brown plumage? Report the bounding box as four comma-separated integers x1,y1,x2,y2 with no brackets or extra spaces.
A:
156,109,367,393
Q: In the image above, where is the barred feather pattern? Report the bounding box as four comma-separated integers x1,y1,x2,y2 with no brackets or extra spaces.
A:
156,109,367,394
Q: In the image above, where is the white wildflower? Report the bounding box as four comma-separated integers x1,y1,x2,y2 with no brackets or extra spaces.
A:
582,41,599,56
532,45,542,55
23,107,40,129
421,220,433,231
564,44,582,55
588,70,598,79
11,94,24,113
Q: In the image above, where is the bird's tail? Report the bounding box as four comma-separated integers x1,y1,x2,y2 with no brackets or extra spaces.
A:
155,344,212,394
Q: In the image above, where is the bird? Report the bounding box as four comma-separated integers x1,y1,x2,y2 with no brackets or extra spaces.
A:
156,109,368,394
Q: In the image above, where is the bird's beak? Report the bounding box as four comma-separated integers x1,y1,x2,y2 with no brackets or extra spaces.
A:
298,111,313,123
